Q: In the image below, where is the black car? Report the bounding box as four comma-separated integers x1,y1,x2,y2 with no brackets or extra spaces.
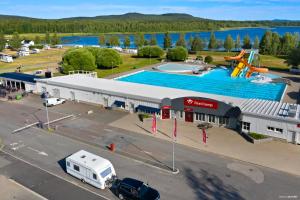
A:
116,178,160,200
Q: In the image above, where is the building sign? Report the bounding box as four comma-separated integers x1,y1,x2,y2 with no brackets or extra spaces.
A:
162,105,171,109
184,107,193,112
184,98,218,110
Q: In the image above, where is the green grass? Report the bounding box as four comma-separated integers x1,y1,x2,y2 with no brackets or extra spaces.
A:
249,132,269,140
95,54,161,78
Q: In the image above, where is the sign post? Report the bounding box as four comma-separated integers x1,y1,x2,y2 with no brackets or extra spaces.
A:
172,117,177,172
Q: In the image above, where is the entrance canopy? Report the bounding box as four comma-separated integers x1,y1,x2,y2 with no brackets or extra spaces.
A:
161,96,241,118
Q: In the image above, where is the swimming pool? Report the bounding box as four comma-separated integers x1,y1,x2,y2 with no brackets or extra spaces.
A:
117,68,286,101
156,63,204,73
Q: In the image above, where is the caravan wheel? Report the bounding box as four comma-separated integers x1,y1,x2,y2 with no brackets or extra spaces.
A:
81,178,85,183
118,193,124,200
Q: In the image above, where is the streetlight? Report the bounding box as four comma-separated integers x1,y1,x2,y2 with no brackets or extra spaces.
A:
42,91,50,130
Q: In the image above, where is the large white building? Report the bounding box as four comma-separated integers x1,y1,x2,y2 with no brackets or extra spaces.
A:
34,73,300,145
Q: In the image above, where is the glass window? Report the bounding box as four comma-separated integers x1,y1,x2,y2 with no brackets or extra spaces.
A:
67,161,70,167
195,113,205,121
219,117,229,125
267,126,275,131
208,115,215,123
100,167,112,178
93,173,97,180
74,165,80,172
242,122,250,131
275,128,283,133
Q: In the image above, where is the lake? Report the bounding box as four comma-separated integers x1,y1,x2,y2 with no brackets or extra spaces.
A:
61,26,300,48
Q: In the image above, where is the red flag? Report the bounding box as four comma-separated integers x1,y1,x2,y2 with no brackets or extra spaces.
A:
202,128,207,144
173,117,177,138
152,113,156,134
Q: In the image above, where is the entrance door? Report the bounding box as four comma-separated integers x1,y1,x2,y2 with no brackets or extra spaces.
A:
185,112,194,122
70,91,75,101
287,131,296,143
162,109,170,119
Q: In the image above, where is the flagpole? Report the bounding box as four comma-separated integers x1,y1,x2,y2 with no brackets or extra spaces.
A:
172,135,175,172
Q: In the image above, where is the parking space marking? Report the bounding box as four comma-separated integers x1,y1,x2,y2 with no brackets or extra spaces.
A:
27,147,48,156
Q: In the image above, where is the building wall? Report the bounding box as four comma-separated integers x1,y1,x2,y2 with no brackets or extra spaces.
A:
241,113,300,143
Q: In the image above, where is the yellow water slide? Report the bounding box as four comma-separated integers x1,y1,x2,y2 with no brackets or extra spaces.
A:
231,62,245,77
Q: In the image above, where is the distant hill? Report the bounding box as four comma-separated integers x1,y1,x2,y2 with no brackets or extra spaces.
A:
0,13,299,34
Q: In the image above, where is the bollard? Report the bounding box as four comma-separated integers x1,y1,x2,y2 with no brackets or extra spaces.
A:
110,143,115,152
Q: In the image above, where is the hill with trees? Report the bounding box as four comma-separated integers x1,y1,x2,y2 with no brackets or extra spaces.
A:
0,13,300,34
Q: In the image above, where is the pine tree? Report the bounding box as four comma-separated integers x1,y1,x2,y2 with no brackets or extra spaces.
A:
271,32,280,55
259,31,272,54
45,32,51,44
109,35,120,46
253,36,260,49
150,34,157,46
176,33,186,47
188,36,193,50
99,35,106,46
224,34,234,52
208,32,217,49
134,33,144,48
235,34,241,49
280,33,299,55
242,34,252,49
191,36,204,51
10,32,21,49
51,32,60,45
163,32,171,49
0,32,6,51
34,35,41,45
124,35,131,48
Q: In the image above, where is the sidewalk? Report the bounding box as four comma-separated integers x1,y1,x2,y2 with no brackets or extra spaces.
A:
110,114,300,176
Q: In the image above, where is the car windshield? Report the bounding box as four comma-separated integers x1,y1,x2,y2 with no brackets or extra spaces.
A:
138,184,149,197
100,167,112,178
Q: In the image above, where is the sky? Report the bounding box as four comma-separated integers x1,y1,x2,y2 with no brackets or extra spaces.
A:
0,0,300,20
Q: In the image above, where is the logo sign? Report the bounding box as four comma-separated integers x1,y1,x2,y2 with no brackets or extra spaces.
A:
184,107,193,112
184,98,218,109
162,105,171,109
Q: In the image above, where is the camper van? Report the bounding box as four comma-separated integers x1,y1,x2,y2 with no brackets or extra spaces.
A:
66,150,117,189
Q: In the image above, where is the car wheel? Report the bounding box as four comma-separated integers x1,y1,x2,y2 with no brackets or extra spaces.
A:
118,193,124,200
81,178,85,183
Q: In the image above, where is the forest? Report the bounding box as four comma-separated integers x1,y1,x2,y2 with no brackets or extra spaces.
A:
0,13,300,34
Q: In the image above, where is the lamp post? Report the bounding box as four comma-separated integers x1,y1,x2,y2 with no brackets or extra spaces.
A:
43,91,50,130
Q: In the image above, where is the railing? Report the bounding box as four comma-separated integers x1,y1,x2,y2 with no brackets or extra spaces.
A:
68,70,97,78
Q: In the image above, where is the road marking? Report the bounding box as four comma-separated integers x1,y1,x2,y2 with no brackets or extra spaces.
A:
10,142,18,146
142,151,153,155
27,147,48,156
1,149,111,200
104,129,113,132
11,144,25,151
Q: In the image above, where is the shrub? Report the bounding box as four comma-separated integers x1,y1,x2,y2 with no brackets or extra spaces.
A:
166,46,188,61
29,45,44,50
196,55,203,61
96,48,122,68
138,46,164,58
204,55,213,63
249,132,268,140
62,48,96,73
85,47,102,58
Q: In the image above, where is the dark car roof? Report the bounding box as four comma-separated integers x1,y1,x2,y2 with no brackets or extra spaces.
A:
121,178,144,188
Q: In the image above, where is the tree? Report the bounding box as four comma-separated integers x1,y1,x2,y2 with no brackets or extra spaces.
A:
224,34,234,52
253,36,260,49
167,46,188,61
188,36,193,50
96,48,122,68
62,48,96,73
176,33,186,47
150,34,157,46
124,35,131,48
242,34,252,49
0,32,5,51
10,32,21,49
285,45,300,67
163,32,171,49
280,33,298,55
191,36,204,52
99,35,106,46
51,32,60,45
204,56,213,63
45,32,51,44
270,32,280,55
138,46,164,58
34,35,41,45
208,32,217,49
144,39,149,46
109,35,120,46
134,33,144,48
85,47,102,58
259,31,272,54
235,34,241,49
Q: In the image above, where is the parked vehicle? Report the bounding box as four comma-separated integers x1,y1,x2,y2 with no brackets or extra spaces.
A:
66,150,117,189
43,97,66,106
116,178,160,200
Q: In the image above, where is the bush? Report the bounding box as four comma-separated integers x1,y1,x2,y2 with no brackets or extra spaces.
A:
249,132,268,140
166,46,188,61
62,48,96,73
29,45,43,50
138,46,164,58
196,55,203,61
96,48,122,68
85,47,102,58
204,55,213,63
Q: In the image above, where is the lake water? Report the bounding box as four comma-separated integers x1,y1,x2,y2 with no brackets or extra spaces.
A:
61,26,300,48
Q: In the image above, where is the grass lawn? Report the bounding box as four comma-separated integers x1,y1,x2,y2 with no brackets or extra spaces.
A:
249,132,269,140
95,54,160,78
0,48,67,73
196,51,290,70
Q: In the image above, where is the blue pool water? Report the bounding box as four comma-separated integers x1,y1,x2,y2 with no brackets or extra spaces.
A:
157,63,201,72
117,68,286,101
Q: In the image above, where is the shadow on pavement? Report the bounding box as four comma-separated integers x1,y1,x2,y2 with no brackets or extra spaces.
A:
183,167,245,200
57,158,67,173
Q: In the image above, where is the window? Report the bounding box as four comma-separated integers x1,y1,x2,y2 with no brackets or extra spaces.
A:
67,161,70,167
73,165,80,172
267,126,283,134
242,122,250,131
219,117,229,125
195,113,205,121
275,128,283,133
208,115,215,123
93,173,97,180
100,167,112,178
267,126,274,131
180,111,183,118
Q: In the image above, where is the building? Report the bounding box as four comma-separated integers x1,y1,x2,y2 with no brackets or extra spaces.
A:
21,40,35,47
18,50,30,57
0,72,42,92
35,73,300,144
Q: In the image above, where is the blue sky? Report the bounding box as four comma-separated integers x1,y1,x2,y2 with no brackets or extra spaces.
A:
0,0,299,20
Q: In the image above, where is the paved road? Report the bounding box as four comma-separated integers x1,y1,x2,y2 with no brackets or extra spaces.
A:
0,99,299,200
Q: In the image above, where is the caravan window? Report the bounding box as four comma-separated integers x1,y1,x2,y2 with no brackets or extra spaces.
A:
93,173,97,180
74,164,80,172
67,161,70,167
100,167,112,178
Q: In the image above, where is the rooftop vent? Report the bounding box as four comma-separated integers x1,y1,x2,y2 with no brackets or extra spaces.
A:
92,158,96,162
81,155,86,159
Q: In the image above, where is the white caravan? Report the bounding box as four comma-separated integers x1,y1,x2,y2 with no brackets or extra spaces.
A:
66,150,117,189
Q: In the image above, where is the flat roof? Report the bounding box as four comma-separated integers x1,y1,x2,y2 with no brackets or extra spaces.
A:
36,74,244,105
0,72,42,83
67,150,111,172
239,99,300,122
